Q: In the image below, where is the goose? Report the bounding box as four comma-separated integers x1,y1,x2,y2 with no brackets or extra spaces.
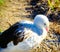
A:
0,14,49,52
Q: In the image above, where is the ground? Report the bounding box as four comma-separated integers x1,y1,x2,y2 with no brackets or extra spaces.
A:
0,0,60,52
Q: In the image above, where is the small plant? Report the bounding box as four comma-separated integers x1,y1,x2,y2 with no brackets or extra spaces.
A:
0,0,4,6
48,0,60,11
48,0,54,10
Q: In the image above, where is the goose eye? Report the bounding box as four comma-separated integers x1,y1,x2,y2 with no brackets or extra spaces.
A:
44,23,46,25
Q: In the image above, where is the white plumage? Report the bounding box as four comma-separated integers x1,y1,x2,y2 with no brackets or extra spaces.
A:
0,14,49,52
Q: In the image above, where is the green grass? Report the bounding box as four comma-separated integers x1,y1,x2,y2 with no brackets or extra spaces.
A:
48,0,54,9
0,29,2,32
0,0,5,6
48,0,60,11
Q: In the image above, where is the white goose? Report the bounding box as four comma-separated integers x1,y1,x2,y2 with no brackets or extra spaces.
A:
0,15,49,52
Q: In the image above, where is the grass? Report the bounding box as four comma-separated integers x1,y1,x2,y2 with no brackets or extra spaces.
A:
48,0,54,10
48,0,60,11
0,0,5,6
0,29,2,33
0,0,6,18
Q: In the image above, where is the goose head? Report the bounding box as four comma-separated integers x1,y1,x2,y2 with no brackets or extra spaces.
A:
34,15,49,32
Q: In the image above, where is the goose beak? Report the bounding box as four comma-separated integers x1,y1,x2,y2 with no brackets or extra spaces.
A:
46,28,48,32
